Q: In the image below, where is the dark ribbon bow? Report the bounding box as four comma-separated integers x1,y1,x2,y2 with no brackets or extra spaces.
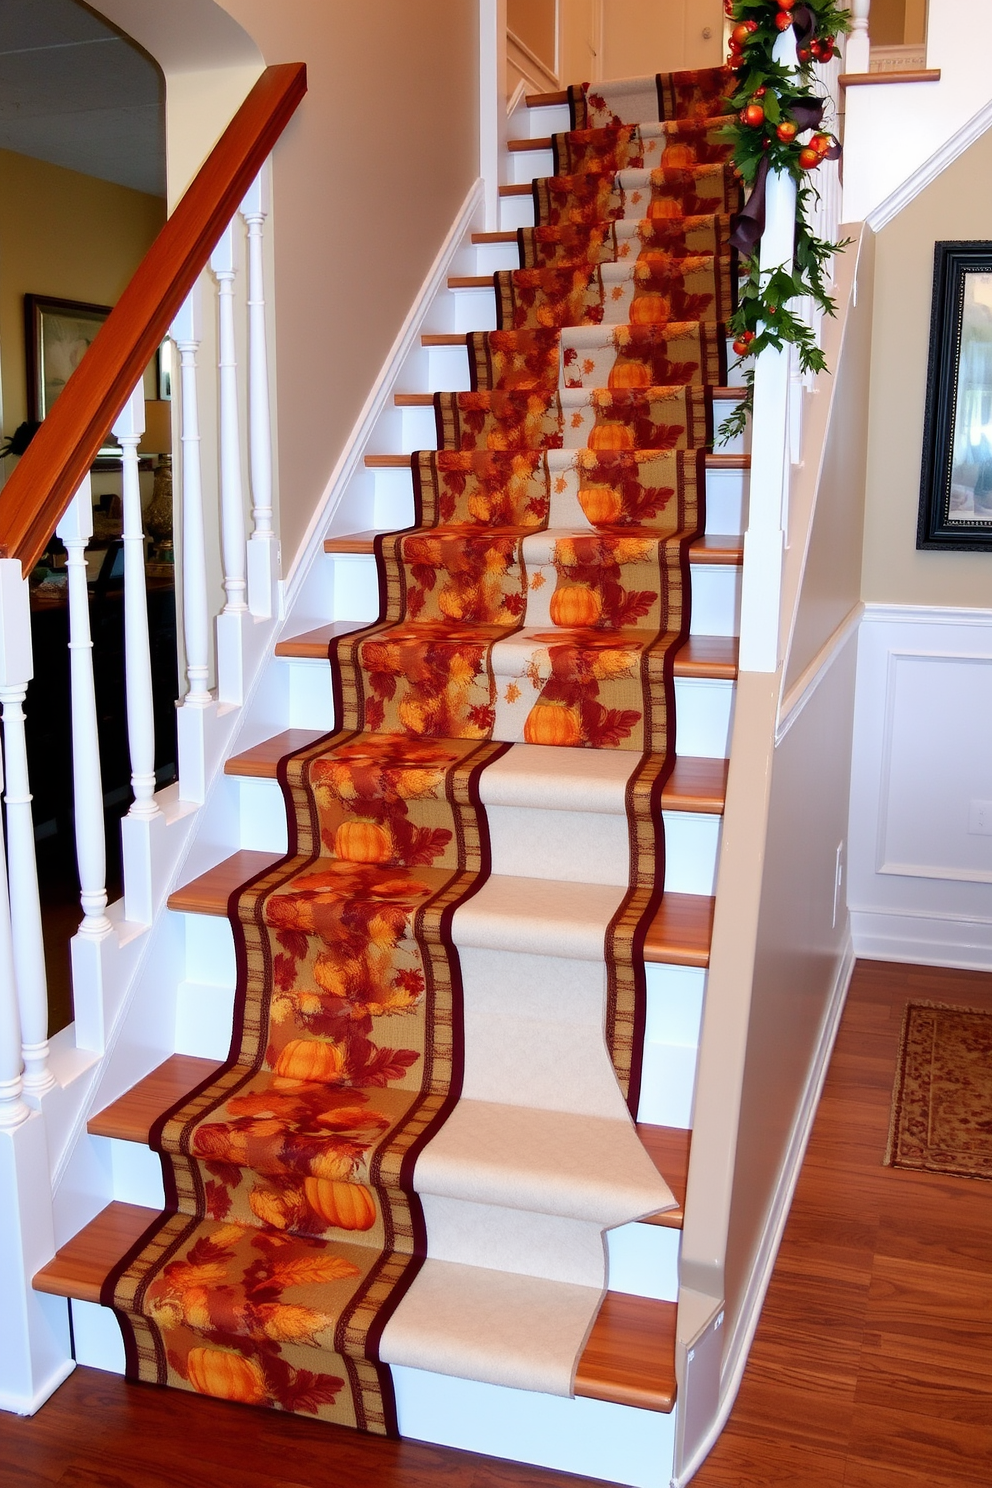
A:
729,82,841,256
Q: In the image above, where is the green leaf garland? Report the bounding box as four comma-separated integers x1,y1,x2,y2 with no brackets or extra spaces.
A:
719,0,853,444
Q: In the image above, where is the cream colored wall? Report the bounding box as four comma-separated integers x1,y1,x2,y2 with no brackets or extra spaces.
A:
600,0,722,79
206,0,479,570
862,127,992,609
508,0,557,72
0,149,165,442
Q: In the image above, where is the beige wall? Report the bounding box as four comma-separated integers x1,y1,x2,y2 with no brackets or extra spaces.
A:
0,149,164,443
862,126,992,609
209,0,479,570
508,0,556,72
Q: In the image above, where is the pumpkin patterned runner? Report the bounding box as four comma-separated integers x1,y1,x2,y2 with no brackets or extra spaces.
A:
107,63,732,1433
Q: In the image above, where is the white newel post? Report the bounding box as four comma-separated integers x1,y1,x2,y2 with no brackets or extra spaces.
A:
0,561,54,1097
241,172,278,620
0,563,33,1126
57,479,111,939
738,31,798,674
172,289,211,709
845,0,871,74
114,388,160,822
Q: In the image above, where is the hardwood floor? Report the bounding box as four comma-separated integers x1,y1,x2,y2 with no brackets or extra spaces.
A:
693,958,992,1488
4,958,991,1487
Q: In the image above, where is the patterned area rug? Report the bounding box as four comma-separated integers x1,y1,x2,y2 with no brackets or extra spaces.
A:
105,65,736,1434
885,1002,992,1181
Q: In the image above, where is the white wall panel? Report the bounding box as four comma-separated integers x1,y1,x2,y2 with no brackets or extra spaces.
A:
849,605,992,968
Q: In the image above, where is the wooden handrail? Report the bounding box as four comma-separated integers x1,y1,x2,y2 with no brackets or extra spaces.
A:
0,62,307,574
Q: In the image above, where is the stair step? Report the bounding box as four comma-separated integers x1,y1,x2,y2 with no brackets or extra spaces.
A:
87,1055,689,1232
33,1202,677,1413
394,387,747,402
509,136,553,151
364,452,749,472
527,89,569,107
166,852,713,968
227,733,727,816
274,623,738,679
322,530,742,566
500,183,536,198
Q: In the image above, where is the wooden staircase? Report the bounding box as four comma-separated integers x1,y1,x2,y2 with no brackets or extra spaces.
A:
32,78,747,1479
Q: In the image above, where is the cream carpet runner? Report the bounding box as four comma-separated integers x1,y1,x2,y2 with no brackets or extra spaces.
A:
104,63,737,1433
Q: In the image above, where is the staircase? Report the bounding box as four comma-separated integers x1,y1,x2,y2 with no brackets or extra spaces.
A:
30,74,748,1487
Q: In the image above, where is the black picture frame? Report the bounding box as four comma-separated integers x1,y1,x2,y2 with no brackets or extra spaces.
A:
918,242,992,551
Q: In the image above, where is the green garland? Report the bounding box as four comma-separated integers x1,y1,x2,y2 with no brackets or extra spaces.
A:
718,0,852,444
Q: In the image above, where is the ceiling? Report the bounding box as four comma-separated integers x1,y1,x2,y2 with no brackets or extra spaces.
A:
0,0,164,197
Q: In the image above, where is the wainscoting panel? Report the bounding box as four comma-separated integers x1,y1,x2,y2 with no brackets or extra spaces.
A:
849,605,992,968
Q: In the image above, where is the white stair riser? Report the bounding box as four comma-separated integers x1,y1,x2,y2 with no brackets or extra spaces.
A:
473,242,521,274
279,655,735,757
524,103,570,135
66,1295,676,1487
450,284,497,332
323,547,740,636
500,193,535,231
170,913,707,1109
365,460,749,539
88,1135,679,1303
231,775,721,897
509,146,554,183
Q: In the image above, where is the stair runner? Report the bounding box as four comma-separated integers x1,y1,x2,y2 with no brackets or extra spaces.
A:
102,63,737,1434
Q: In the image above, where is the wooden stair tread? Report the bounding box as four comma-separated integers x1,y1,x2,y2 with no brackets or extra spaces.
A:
472,231,518,244
227,732,726,813
276,624,737,680
499,183,534,197
394,388,747,404
527,88,569,107
643,892,714,968
575,1292,677,1412
323,531,740,566
224,729,328,776
167,849,714,965
509,136,552,151
167,851,282,915
33,1201,675,1413
86,1054,690,1236
89,1056,222,1141
34,1202,155,1305
365,452,748,471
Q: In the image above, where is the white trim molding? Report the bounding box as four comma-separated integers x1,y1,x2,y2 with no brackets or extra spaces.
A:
865,97,992,232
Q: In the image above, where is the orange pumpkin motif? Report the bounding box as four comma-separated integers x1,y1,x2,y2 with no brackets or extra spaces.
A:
274,1038,345,1083
587,422,634,450
549,586,603,628
303,1177,377,1231
629,293,670,324
523,703,582,747
578,487,623,525
186,1347,267,1404
333,820,392,864
607,360,651,389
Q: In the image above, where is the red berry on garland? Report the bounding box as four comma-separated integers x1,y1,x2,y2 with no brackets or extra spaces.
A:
732,338,751,357
775,10,793,29
797,46,812,60
743,102,765,126
724,0,733,13
811,132,832,155
798,145,821,169
731,21,751,43
754,86,766,96
811,38,822,57
743,330,756,343
776,0,793,8
776,120,798,142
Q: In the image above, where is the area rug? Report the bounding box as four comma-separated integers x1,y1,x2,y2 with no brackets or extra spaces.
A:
885,1001,992,1181
105,69,735,1436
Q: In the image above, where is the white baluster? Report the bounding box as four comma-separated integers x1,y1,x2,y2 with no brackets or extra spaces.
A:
241,171,277,619
210,224,247,616
171,291,211,706
846,0,871,74
57,479,111,939
0,561,35,1121
113,386,160,820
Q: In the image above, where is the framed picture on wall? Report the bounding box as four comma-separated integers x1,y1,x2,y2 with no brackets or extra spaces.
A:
25,294,111,422
918,242,992,551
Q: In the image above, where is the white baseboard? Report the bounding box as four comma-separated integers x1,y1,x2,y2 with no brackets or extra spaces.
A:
0,1356,75,1416
674,936,855,1486
852,907,992,971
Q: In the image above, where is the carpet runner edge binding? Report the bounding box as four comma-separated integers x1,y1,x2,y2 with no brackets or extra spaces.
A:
103,61,738,1433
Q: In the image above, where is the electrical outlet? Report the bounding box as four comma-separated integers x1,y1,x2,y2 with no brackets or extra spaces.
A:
832,840,845,929
968,800,992,836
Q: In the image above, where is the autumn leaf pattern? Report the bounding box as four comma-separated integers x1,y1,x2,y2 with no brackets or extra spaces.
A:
112,72,723,1436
